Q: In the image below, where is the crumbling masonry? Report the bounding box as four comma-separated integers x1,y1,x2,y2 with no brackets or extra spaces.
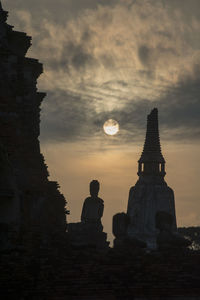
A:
0,2,67,248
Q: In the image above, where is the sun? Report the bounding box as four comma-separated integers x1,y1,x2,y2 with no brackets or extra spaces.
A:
103,119,119,136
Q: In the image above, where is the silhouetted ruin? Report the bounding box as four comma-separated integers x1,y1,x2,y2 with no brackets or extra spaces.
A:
113,108,189,249
1,3,200,299
68,180,109,249
0,2,67,250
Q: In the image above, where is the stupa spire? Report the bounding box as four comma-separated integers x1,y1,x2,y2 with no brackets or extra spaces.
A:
138,108,165,177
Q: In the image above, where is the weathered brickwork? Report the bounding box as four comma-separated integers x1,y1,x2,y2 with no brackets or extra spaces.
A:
0,2,67,245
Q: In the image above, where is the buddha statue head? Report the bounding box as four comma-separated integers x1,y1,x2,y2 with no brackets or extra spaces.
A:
90,180,100,198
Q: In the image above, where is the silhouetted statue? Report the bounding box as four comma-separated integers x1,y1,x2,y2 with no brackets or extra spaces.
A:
113,213,129,239
68,180,109,250
156,211,191,249
81,180,103,232
112,213,146,249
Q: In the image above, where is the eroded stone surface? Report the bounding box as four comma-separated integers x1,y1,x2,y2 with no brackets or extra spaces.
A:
0,2,67,248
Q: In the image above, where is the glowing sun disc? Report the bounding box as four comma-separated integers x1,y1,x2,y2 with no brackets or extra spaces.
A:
103,119,119,135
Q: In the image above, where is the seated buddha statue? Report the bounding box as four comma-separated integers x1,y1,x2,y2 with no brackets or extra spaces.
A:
81,180,104,232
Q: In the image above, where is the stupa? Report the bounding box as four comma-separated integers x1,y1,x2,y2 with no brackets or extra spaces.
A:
127,108,177,248
113,108,178,249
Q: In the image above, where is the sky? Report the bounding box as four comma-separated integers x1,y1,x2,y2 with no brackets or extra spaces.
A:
2,0,200,243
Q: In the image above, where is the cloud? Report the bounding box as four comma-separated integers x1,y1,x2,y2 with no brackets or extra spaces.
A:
138,45,151,67
5,0,200,79
159,74,200,133
114,71,200,143
40,67,200,145
66,41,95,71
2,0,200,146
40,90,96,142
3,0,118,25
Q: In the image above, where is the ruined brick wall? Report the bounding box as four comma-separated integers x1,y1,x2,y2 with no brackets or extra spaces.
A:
0,3,67,241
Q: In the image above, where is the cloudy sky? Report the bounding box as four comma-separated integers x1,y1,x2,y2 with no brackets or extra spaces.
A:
3,0,200,243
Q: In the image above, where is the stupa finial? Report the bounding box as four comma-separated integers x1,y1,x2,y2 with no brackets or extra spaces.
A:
139,108,164,163
138,108,165,178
